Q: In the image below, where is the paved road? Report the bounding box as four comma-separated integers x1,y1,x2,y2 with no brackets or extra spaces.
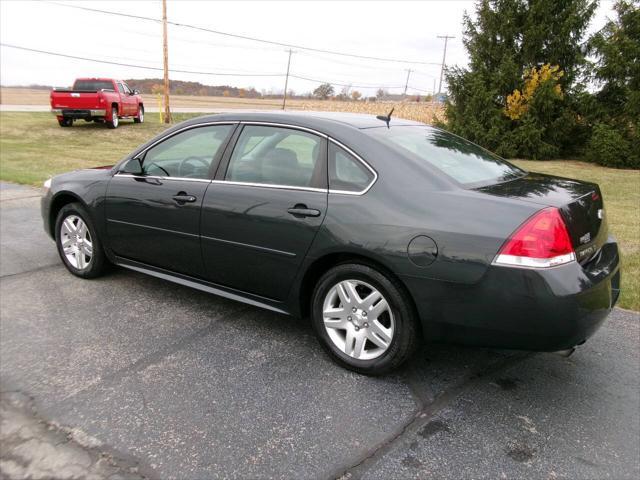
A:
1,182,638,479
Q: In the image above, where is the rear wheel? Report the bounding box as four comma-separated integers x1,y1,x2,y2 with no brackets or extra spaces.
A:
58,117,73,127
311,263,418,375
134,105,144,123
55,203,107,279
107,106,119,129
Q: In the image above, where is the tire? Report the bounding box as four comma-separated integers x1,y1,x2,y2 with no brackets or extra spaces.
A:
133,105,144,123
311,263,418,375
55,203,107,279
58,117,73,127
107,106,119,129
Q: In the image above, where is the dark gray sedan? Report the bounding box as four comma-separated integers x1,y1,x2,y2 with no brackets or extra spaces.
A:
41,112,620,374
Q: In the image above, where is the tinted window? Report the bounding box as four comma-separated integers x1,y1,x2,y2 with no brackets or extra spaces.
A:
73,80,114,91
226,125,324,188
367,126,525,186
117,83,126,94
329,143,375,193
121,82,132,94
142,125,233,179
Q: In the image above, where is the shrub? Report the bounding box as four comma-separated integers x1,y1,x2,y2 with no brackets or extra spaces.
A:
586,123,638,168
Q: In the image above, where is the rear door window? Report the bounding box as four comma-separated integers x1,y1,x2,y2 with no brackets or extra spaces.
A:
225,125,326,189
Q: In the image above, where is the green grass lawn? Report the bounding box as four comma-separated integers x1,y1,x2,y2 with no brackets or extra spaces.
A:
1,112,638,310
0,112,200,184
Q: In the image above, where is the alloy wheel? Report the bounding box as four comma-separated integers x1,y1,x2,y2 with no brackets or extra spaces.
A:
60,215,93,270
322,279,394,360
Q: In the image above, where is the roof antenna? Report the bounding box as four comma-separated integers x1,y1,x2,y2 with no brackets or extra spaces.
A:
376,107,394,128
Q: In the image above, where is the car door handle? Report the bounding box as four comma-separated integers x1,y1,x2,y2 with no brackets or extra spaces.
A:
287,206,321,218
172,193,197,204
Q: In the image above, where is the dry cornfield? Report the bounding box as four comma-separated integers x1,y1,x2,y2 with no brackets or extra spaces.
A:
292,100,445,124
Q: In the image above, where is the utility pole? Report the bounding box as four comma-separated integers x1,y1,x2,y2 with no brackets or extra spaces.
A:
403,69,412,96
282,49,293,110
162,0,171,123
436,35,454,97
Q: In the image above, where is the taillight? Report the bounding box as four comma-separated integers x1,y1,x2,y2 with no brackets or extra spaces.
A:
493,207,575,268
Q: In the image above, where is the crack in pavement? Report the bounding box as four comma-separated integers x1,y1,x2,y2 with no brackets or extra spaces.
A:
330,352,534,480
0,263,62,280
0,195,43,202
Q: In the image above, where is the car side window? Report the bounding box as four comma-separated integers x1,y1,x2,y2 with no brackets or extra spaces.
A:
117,83,126,94
141,125,233,179
226,125,324,188
121,83,132,95
328,143,375,193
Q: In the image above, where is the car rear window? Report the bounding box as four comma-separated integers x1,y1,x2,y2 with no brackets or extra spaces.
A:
73,80,114,91
366,126,525,187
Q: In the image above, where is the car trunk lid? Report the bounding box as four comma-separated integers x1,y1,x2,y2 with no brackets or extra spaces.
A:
476,172,607,265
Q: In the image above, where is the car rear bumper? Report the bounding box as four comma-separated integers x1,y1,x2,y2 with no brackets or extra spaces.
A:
52,108,106,118
405,237,621,351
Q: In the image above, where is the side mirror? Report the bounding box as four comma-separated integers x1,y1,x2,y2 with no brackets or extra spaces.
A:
132,89,140,95
121,157,143,175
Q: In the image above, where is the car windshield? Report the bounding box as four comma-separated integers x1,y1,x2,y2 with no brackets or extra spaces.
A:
367,126,525,187
73,80,114,91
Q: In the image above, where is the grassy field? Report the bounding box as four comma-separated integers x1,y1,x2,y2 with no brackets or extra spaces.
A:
1,112,637,310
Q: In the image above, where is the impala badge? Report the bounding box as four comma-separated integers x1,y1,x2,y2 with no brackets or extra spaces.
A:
580,232,591,245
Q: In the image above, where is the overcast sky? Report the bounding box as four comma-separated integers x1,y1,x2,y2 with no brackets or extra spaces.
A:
0,0,616,96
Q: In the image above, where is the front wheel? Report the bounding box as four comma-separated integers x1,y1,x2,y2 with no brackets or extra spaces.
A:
311,263,419,375
55,203,107,279
134,105,144,123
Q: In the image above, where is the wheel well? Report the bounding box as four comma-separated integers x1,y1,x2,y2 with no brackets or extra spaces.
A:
298,252,418,321
49,193,82,237
112,103,118,112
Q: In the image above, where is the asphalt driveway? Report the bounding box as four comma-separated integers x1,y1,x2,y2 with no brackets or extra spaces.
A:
1,182,638,479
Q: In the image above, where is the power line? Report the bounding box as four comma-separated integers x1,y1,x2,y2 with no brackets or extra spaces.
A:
0,43,284,77
1,43,430,93
289,74,403,90
47,1,443,66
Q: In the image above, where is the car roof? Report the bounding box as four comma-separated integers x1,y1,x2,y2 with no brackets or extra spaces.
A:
189,111,425,130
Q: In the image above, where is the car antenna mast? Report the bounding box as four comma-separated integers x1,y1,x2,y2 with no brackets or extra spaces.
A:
376,107,394,128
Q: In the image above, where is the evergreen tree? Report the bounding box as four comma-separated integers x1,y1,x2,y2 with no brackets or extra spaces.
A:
444,0,597,159
586,1,640,168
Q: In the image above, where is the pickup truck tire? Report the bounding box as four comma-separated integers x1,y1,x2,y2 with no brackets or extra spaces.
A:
134,105,144,123
58,118,73,127
107,106,119,129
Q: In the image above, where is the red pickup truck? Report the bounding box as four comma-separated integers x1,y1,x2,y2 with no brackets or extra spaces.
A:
50,78,144,128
